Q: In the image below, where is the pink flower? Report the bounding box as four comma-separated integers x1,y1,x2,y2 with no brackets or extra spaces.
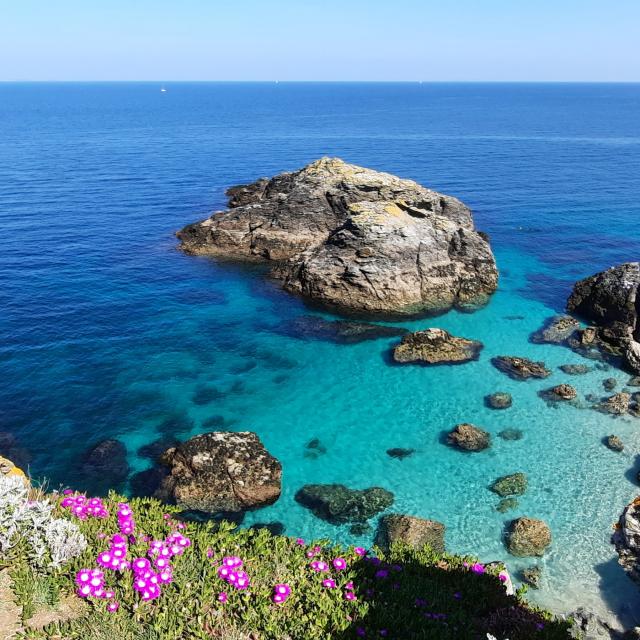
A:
354,547,367,556
310,560,329,572
295,538,305,545
332,557,347,571
322,579,337,589
345,581,354,590
274,584,291,597
471,563,485,575
344,591,356,601
218,592,228,603
107,601,119,612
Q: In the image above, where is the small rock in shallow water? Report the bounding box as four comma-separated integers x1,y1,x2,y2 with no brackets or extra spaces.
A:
521,566,542,589
492,356,551,380
447,423,490,451
485,392,512,409
604,435,624,452
530,315,580,345
496,498,519,513
386,447,415,460
498,428,524,441
596,392,631,415
628,376,640,387
505,517,551,557
392,328,483,365
539,384,578,402
375,514,445,553
603,377,618,391
490,473,528,497
560,364,592,375
294,484,394,524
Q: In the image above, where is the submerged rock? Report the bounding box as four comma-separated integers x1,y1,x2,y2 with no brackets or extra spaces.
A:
560,364,592,375
392,328,483,365
286,316,408,344
375,514,445,553
505,517,552,557
613,496,640,586
492,356,551,380
567,262,640,373
604,435,624,452
447,423,490,451
295,484,394,524
603,377,618,391
81,439,129,491
178,158,498,316
539,383,578,402
386,447,415,460
521,566,542,589
496,498,519,513
490,473,528,497
498,428,524,441
485,392,513,409
530,315,580,345
629,377,640,387
303,438,327,459
155,431,282,513
596,392,631,415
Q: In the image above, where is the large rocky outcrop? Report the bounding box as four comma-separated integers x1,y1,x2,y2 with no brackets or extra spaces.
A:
178,158,498,316
613,496,640,586
155,431,282,513
567,263,640,373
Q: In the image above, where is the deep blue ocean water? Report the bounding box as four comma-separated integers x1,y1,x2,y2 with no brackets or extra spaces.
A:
1,82,640,626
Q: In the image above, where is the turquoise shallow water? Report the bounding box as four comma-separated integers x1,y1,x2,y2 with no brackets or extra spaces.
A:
1,82,640,627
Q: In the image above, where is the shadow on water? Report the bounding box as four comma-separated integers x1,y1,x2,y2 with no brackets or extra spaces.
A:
517,272,574,313
593,556,640,631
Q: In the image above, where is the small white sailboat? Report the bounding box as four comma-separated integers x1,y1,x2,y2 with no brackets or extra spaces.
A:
160,85,167,93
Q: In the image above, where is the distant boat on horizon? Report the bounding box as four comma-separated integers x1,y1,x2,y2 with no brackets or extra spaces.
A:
160,85,167,93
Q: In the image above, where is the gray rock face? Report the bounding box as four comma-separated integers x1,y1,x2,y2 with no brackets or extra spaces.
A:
613,496,640,587
375,514,445,553
492,356,551,380
567,263,640,373
505,517,552,557
294,483,394,524
155,431,282,513
392,328,483,365
447,423,490,451
178,158,498,316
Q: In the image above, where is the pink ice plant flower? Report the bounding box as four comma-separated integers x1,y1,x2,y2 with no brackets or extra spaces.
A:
272,583,291,604
322,579,337,589
354,547,367,556
218,592,228,603
107,601,119,612
61,493,109,520
310,560,329,572
471,563,485,575
332,557,347,571
344,591,357,601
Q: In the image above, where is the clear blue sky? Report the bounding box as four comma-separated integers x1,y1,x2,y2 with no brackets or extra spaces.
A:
2,0,639,81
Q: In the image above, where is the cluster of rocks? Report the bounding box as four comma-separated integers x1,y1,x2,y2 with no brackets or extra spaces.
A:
392,328,483,365
178,158,498,316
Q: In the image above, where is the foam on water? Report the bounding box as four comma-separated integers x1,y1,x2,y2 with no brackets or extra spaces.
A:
1,82,640,627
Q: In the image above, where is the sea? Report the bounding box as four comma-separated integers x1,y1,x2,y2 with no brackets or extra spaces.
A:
1,82,639,628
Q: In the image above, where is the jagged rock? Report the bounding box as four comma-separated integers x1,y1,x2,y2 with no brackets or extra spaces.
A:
629,377,640,387
294,484,394,524
539,383,578,402
560,364,592,375
567,608,624,640
521,566,542,589
567,263,640,373
531,315,580,344
375,514,445,553
613,496,640,586
603,377,618,391
447,423,490,451
386,448,415,460
155,432,282,513
597,392,631,415
496,498,519,513
81,439,129,492
285,316,408,344
178,158,498,316
392,328,483,365
604,435,624,452
490,473,528,497
486,392,512,410
492,356,551,380
498,428,524,441
505,517,552,557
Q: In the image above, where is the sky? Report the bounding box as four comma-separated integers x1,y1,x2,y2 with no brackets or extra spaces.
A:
1,0,639,81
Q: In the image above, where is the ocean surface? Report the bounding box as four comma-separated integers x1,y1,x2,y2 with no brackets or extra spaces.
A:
1,82,640,627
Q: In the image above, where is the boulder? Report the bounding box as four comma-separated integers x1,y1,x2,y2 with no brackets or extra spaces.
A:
505,517,552,557
604,435,624,452
567,263,640,373
492,356,551,380
285,316,408,344
603,378,618,391
485,392,512,409
560,364,592,375
447,423,490,451
521,566,542,589
490,473,528,497
81,439,129,492
386,447,415,460
539,384,578,402
629,377,640,387
596,392,631,415
613,496,640,586
294,484,393,524
155,431,282,513
530,315,580,345
392,328,483,365
375,514,445,553
178,158,498,316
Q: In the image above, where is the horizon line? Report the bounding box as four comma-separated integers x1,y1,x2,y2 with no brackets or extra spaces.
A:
1,79,640,84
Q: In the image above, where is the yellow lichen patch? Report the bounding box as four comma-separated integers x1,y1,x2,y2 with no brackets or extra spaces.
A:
0,456,29,486
383,203,404,217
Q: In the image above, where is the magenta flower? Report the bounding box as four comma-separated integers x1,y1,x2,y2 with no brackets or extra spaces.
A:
218,592,228,603
345,581,354,590
322,579,337,589
310,560,329,572
332,557,347,571
295,538,305,545
274,584,291,597
107,601,119,612
471,563,485,574
344,591,356,601
354,547,367,556
499,571,508,583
